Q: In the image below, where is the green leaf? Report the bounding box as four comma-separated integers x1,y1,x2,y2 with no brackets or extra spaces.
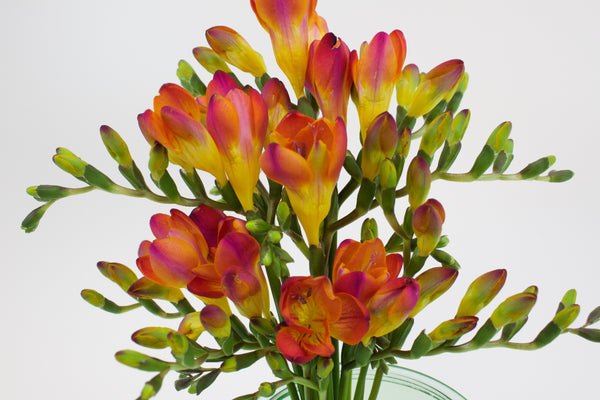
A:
586,306,600,326
410,331,432,358
192,369,220,395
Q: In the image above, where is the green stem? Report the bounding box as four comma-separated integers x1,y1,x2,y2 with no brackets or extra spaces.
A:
353,366,368,400
367,365,384,400
339,369,352,400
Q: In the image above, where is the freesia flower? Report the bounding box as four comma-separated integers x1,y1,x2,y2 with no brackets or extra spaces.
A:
351,30,406,139
205,71,269,211
260,112,347,246
276,276,369,364
332,238,419,342
137,205,246,311
250,0,320,98
406,59,464,118
306,32,352,123
205,26,267,77
137,83,226,184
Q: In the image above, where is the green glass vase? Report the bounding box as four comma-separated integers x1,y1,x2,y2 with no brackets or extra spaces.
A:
269,366,466,400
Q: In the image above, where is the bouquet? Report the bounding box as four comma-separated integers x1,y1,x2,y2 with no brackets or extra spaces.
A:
19,1,600,399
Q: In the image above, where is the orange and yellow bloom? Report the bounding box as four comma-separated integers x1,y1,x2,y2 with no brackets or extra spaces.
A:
260,112,347,246
332,238,420,342
250,0,321,98
205,71,269,211
277,276,369,364
138,83,226,183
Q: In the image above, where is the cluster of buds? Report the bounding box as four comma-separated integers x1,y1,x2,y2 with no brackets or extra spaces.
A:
22,1,598,400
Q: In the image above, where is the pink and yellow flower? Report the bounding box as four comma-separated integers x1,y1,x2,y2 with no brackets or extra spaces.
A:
305,32,352,123
205,26,267,77
351,30,406,139
276,276,369,364
137,83,226,184
331,238,419,342
250,0,322,98
260,112,347,246
205,71,269,211
137,205,245,288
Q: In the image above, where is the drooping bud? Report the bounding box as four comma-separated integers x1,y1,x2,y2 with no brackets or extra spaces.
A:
456,269,507,317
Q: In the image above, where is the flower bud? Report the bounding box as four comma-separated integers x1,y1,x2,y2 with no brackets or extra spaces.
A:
361,218,379,242
396,64,420,110
361,112,398,181
379,158,399,191
200,304,231,338
397,127,411,158
412,199,445,256
97,261,138,292
448,109,470,144
406,156,431,210
428,316,478,342
193,46,231,74
490,292,537,328
132,327,174,349
178,311,204,341
100,125,133,167
486,121,512,153
410,267,458,316
115,350,170,372
419,111,452,157
128,277,184,303
407,59,464,118
148,142,169,181
316,357,334,379
206,26,267,77
553,304,580,330
456,269,507,317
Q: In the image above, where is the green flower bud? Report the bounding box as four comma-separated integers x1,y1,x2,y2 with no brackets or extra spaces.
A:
128,277,184,303
259,382,275,397
553,304,580,330
429,316,478,343
411,267,458,317
419,112,452,157
132,327,174,349
490,292,537,329
246,219,272,234
148,142,169,181
114,350,171,372
177,59,207,96
100,125,133,167
448,109,470,144
456,269,507,317
97,261,138,292
406,156,431,210
361,218,379,242
316,357,334,379
485,121,512,153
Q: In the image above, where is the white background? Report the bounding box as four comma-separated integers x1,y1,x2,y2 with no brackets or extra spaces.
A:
2,0,599,399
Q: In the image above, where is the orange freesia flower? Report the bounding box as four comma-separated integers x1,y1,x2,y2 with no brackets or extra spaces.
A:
250,0,320,98
406,59,464,118
137,83,226,184
332,238,419,342
306,32,352,123
351,30,406,139
205,71,269,211
259,112,347,246
205,26,267,77
276,276,369,364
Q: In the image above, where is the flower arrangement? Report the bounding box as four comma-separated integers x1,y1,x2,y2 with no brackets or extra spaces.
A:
20,1,600,399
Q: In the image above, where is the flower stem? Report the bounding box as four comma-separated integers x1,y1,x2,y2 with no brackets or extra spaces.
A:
367,365,384,400
353,366,368,400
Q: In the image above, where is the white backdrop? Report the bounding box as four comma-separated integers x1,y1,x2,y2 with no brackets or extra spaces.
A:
2,0,599,399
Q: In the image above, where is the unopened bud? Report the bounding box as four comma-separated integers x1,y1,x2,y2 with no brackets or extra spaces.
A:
132,327,174,349
200,304,231,338
490,292,537,328
429,316,478,342
456,269,507,317
406,156,431,209
100,125,133,167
